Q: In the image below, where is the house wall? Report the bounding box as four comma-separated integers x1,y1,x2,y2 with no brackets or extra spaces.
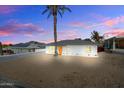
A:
11,48,30,54
46,45,97,57
46,46,55,54
35,49,46,53
11,48,46,54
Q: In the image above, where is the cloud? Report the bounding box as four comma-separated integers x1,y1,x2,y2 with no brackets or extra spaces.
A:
103,16,124,27
90,13,110,22
69,14,111,29
2,41,13,45
104,19,117,27
0,31,11,36
91,14,124,27
91,15,124,27
0,21,46,37
69,22,85,27
24,32,34,37
69,22,90,29
104,28,124,37
58,30,80,40
69,15,124,30
43,29,80,43
87,16,124,28
0,6,21,14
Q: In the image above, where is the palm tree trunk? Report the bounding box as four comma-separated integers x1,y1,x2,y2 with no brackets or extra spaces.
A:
0,42,3,55
54,15,58,56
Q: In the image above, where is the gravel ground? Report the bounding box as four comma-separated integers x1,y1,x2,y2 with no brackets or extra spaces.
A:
0,52,123,88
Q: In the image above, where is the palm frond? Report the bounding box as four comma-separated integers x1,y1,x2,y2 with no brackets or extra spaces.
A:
58,6,71,15
42,8,49,15
47,11,52,19
42,5,71,18
63,7,72,12
58,10,63,18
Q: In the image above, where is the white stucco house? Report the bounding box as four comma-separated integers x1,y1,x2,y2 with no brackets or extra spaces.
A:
46,39,98,57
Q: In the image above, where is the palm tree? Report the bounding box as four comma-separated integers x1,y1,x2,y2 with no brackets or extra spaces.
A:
91,30,103,43
42,5,71,56
0,42,3,55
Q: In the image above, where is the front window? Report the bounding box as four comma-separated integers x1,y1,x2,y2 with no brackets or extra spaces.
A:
85,46,92,53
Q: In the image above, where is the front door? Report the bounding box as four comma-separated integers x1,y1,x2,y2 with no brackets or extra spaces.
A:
58,46,62,55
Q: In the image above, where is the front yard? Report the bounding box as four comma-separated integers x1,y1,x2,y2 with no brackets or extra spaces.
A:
0,52,123,87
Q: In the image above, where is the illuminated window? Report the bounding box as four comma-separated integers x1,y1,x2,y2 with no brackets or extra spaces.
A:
85,46,92,53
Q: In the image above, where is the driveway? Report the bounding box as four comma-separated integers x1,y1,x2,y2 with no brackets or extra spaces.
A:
0,52,123,87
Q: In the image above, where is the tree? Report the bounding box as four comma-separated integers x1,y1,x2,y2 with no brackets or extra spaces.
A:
91,30,103,43
42,5,71,56
0,42,3,55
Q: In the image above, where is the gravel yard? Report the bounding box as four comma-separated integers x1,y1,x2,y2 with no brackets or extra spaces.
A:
0,52,123,88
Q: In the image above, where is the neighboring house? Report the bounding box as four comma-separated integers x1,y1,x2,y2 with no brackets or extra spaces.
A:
104,36,124,53
10,41,46,54
46,39,98,57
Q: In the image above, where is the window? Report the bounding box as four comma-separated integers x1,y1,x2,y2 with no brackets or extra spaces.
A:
85,46,92,53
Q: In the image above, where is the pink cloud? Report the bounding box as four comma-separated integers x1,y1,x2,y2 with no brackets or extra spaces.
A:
90,13,110,22
0,31,11,36
104,20,117,27
87,16,124,28
117,32,124,36
69,15,124,30
2,41,13,45
104,29,124,37
91,14,124,27
69,22,85,27
0,6,21,14
69,22,90,29
58,30,80,40
43,30,80,43
0,21,46,37
84,15,124,29
103,16,124,27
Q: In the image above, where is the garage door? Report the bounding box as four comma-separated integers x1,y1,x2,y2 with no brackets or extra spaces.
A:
66,46,83,56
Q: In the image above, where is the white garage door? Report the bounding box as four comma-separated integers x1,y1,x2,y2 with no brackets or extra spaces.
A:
66,45,84,56
63,45,97,56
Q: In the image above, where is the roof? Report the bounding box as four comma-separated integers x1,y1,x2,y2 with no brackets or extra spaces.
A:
47,39,96,46
11,41,45,49
26,43,42,48
105,36,124,40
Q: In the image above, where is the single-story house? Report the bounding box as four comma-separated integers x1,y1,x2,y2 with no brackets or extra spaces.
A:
104,36,124,53
10,41,45,54
46,39,98,57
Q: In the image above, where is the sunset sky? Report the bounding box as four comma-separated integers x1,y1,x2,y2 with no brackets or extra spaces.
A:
0,5,124,44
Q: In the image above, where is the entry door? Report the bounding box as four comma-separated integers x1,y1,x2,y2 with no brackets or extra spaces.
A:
58,46,62,55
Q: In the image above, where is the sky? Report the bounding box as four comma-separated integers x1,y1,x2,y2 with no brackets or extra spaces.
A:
0,5,124,44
